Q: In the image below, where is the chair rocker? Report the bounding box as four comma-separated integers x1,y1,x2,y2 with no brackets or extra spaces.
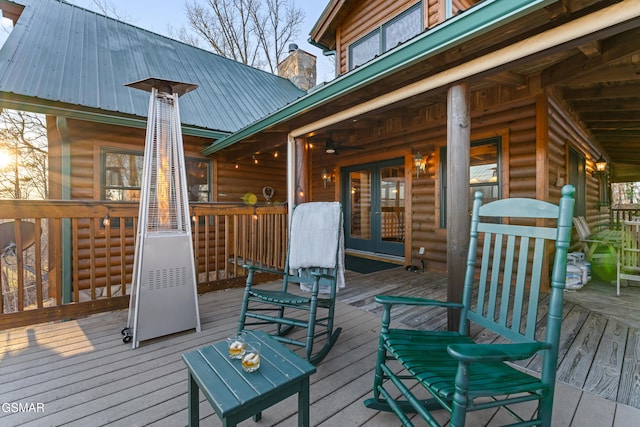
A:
238,201,343,365
364,185,575,427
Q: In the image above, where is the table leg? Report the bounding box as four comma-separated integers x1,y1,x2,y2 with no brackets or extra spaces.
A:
298,378,311,427
188,372,200,427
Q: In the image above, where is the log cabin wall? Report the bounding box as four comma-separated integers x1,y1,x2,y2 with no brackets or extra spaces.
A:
337,0,422,75
215,154,287,205
336,0,483,75
46,118,285,292
547,95,606,242
309,84,540,273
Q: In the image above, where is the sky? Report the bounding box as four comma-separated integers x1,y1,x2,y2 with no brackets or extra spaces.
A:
60,0,336,82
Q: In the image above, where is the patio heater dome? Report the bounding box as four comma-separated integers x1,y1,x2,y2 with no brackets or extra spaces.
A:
121,77,201,348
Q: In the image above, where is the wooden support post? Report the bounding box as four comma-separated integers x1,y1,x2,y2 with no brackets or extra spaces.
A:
294,137,309,205
446,83,470,331
536,93,551,291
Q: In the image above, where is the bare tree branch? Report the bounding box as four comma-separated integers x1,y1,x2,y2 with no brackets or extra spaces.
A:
88,0,131,22
0,110,48,199
179,0,303,73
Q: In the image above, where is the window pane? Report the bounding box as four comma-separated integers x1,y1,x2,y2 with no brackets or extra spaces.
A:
104,151,143,201
383,5,422,51
186,158,211,202
380,166,405,242
350,30,380,69
349,170,371,240
440,138,501,227
103,150,210,202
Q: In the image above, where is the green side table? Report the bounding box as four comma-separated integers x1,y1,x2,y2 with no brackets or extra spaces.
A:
182,330,316,427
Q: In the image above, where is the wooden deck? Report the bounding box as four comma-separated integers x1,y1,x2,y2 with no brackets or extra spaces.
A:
1,267,639,426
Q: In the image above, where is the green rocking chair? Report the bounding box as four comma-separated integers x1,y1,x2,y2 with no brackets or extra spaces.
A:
364,185,575,426
238,201,343,365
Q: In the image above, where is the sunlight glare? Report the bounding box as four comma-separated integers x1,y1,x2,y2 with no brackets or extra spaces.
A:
0,148,11,169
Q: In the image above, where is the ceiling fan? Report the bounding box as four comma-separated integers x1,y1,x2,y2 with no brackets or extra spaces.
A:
323,132,364,155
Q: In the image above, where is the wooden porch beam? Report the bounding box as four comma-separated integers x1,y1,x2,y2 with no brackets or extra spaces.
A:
484,71,526,87
291,1,640,140
578,40,602,58
563,82,640,100
446,83,470,332
541,27,640,87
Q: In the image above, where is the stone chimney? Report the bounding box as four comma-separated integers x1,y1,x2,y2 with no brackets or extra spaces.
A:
278,43,317,91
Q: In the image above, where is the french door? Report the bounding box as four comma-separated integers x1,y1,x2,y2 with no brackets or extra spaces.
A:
342,159,405,256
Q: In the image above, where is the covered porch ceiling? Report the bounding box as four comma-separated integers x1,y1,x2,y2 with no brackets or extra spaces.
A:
211,0,640,183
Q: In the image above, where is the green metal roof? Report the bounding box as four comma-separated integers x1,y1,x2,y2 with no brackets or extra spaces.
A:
202,0,557,155
0,0,305,137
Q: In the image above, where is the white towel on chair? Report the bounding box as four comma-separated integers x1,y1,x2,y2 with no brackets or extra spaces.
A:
288,202,345,292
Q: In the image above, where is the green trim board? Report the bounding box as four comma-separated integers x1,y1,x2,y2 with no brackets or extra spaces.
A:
202,0,558,156
0,96,230,140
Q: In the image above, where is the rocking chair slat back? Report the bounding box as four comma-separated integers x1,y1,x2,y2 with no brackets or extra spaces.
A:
364,185,575,427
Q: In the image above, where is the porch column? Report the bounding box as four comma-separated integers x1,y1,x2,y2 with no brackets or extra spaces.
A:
446,83,470,331
294,137,309,205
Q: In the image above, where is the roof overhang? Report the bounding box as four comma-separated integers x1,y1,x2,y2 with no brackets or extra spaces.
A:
309,0,352,51
0,0,24,25
202,0,558,156
0,93,230,140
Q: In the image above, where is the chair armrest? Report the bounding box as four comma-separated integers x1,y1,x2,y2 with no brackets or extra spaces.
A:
374,294,463,309
242,264,286,276
447,342,550,363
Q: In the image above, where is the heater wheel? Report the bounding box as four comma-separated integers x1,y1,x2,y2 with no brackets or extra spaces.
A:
121,327,132,343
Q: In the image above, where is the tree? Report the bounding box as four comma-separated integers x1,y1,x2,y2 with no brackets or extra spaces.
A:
81,0,131,21
179,0,304,73
0,110,48,199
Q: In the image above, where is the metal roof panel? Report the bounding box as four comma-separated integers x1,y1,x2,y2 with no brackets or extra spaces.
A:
0,0,305,133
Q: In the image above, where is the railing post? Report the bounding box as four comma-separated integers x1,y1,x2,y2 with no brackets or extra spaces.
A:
56,116,73,304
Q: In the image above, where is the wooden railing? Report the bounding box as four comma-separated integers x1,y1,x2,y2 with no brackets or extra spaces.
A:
0,200,288,329
611,206,640,229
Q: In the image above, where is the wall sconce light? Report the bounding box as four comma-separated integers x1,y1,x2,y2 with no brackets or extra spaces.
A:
594,154,607,175
321,168,332,188
252,155,258,165
414,152,426,178
102,212,110,227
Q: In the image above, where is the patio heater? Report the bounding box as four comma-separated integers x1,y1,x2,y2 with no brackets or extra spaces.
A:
121,78,201,348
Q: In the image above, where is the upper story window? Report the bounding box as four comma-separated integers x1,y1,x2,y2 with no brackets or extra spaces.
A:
349,2,422,70
102,149,211,202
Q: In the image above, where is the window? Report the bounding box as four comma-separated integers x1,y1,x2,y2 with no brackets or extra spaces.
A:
350,30,380,70
102,149,211,202
568,147,586,217
440,138,501,228
349,2,422,70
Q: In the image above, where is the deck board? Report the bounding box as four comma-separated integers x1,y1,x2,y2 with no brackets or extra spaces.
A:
1,268,640,426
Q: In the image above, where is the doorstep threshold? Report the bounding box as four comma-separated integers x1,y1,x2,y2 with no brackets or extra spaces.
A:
344,249,404,265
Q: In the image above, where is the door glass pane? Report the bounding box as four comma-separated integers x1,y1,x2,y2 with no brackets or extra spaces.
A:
380,166,405,242
349,170,371,240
